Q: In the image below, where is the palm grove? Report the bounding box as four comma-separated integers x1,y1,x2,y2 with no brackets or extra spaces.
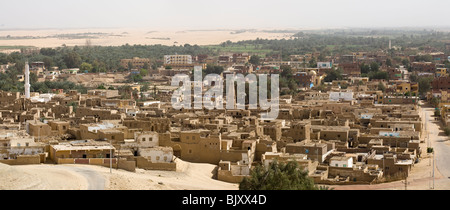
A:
1,29,450,96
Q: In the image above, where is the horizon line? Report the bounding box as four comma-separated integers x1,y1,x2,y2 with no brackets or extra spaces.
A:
2,26,450,32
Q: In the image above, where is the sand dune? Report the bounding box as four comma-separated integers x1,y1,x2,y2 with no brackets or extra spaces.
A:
0,28,295,48
0,159,238,190
99,158,239,190
0,163,88,190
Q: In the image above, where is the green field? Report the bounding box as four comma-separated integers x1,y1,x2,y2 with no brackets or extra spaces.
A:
203,44,272,55
0,46,35,50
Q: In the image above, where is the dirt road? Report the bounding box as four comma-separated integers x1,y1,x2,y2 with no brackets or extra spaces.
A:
0,163,98,190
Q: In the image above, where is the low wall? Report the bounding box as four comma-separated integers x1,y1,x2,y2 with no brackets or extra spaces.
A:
56,158,136,172
217,169,246,183
118,159,136,172
57,158,117,166
135,156,176,171
0,155,42,165
316,179,374,185
328,166,378,183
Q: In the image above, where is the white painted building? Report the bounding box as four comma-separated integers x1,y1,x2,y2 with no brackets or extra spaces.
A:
0,132,45,159
25,62,30,99
317,62,333,69
329,92,354,101
330,156,353,168
126,109,139,117
139,147,173,163
30,93,55,103
164,55,192,65
134,132,159,148
87,122,115,133
379,131,400,137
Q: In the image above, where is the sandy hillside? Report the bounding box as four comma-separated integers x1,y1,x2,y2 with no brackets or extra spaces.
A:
97,158,239,190
0,163,88,190
0,159,239,190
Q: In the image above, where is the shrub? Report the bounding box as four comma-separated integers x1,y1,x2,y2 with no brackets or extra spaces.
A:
239,161,324,190
444,127,450,136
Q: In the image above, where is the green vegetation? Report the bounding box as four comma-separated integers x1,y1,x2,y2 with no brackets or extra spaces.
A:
324,68,343,82
360,62,380,74
360,62,389,80
434,109,441,117
0,29,449,95
368,71,389,80
239,161,325,190
0,46,35,49
68,101,79,112
203,64,224,75
80,62,93,72
204,43,271,55
97,84,106,89
417,76,434,96
226,30,450,59
31,81,87,94
279,65,299,95
430,97,440,108
444,127,450,136
249,55,261,65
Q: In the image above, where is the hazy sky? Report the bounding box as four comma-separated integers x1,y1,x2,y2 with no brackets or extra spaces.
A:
1,0,449,29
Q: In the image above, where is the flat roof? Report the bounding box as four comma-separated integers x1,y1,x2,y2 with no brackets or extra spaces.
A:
330,156,352,161
52,140,114,151
52,144,114,151
395,159,413,165
373,155,384,160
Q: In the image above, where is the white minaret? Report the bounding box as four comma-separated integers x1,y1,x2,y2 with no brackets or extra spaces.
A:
25,61,30,99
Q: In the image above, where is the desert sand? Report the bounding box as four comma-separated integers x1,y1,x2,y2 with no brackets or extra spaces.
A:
93,158,239,190
0,158,238,190
0,163,88,190
0,28,295,48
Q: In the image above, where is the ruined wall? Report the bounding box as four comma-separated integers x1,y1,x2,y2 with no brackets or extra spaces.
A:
220,150,249,164
122,118,171,133
48,121,70,135
217,169,247,183
0,155,42,165
289,122,311,142
358,135,412,147
28,123,52,137
99,130,125,143
328,166,378,182
118,159,136,172
319,130,349,142
55,158,134,172
367,157,411,178
51,147,114,162
135,156,176,171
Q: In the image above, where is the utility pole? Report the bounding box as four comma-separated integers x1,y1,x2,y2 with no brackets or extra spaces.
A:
316,148,319,163
432,150,435,189
116,143,121,170
110,139,112,174
402,176,410,190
